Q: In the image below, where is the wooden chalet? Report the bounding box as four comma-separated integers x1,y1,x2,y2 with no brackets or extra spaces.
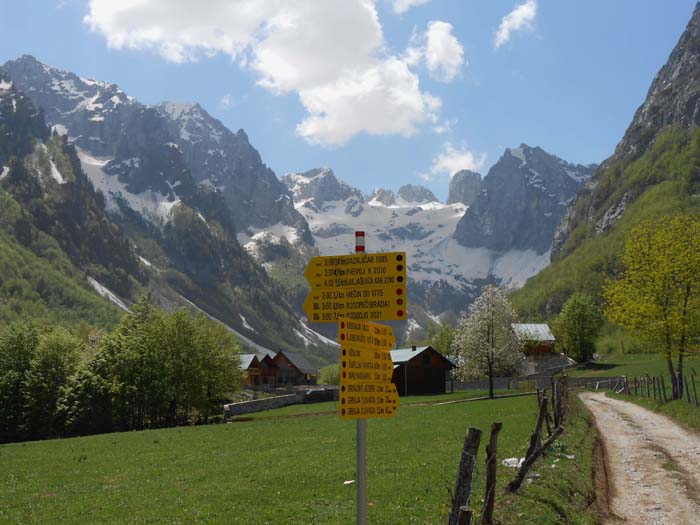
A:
511,323,576,375
239,354,262,386
391,345,455,396
256,350,278,386
271,351,319,386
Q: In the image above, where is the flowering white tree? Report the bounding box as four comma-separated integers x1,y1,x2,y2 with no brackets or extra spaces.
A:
451,286,523,398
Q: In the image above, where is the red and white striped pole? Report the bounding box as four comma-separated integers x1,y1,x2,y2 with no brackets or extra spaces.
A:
355,230,365,253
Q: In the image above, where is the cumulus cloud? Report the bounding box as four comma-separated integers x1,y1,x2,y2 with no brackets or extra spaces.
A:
495,0,537,49
391,0,431,15
428,142,486,180
405,21,464,83
84,0,441,146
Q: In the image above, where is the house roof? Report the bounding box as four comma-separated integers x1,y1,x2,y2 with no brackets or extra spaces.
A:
391,346,455,367
239,354,260,370
278,351,318,375
256,349,277,362
512,323,556,342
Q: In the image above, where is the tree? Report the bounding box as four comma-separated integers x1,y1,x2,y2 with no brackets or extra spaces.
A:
431,323,455,358
555,293,603,362
604,215,700,399
0,322,38,442
451,286,523,398
319,363,340,385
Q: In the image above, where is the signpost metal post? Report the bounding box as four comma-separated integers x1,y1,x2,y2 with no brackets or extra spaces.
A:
355,231,367,525
303,231,405,525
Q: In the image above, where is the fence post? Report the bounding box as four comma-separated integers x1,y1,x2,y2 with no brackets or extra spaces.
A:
661,376,667,403
448,428,482,525
481,422,503,525
646,376,651,398
692,375,699,407
686,376,692,404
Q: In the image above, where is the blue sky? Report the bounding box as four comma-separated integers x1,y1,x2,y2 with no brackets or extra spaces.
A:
0,1,697,200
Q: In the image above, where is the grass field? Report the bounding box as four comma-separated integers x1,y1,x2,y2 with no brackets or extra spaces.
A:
569,353,689,379
0,393,597,524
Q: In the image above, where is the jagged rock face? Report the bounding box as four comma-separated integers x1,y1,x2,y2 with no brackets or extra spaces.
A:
369,188,396,206
156,102,311,241
0,74,49,166
2,55,136,158
397,184,438,204
454,145,595,254
447,170,482,205
282,168,365,204
615,5,700,161
553,4,700,258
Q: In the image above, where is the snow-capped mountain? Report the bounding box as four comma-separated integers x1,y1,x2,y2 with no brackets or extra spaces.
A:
454,144,596,254
276,164,570,329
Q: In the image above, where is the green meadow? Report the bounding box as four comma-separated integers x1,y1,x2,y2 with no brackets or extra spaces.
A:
0,394,596,524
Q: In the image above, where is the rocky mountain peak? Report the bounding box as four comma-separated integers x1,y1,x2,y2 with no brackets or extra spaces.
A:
282,168,364,205
453,145,595,254
613,2,700,161
369,188,396,206
397,184,438,204
447,170,482,205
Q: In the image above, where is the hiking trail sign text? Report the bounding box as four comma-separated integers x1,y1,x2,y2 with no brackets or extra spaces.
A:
303,252,407,322
338,320,400,420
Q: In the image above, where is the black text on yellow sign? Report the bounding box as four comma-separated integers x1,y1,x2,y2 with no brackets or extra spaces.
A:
339,346,393,383
337,320,395,349
303,285,406,322
339,382,400,420
304,252,407,289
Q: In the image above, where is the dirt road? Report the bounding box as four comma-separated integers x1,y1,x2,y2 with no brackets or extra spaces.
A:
580,392,700,524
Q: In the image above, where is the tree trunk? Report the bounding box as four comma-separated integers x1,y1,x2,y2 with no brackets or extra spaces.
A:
488,354,494,399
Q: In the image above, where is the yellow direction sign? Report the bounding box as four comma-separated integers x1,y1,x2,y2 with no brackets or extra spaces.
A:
340,346,393,383
304,252,407,290
339,382,400,420
338,320,395,349
303,286,406,322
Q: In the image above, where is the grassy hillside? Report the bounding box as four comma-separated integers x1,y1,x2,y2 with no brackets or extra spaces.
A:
0,191,121,329
513,126,700,318
0,394,597,524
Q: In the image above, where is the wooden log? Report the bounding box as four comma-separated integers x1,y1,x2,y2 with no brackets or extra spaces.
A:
448,428,482,525
526,397,548,460
508,426,565,492
481,422,503,525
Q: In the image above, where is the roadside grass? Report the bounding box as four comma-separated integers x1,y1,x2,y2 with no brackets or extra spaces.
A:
608,392,700,433
569,353,680,378
0,393,596,524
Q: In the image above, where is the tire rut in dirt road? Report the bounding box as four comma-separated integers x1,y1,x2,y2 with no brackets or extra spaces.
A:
580,392,700,524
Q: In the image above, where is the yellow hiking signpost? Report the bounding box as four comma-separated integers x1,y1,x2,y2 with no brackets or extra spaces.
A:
338,320,400,420
303,234,405,525
302,252,407,322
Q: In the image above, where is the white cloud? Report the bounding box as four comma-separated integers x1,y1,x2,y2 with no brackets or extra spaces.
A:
84,0,441,146
428,142,486,180
219,93,233,109
433,118,456,135
404,21,464,83
495,0,537,49
392,0,430,15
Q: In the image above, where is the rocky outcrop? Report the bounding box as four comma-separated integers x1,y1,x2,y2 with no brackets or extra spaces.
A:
553,3,700,257
447,170,482,205
453,145,594,254
369,188,396,206
397,184,438,204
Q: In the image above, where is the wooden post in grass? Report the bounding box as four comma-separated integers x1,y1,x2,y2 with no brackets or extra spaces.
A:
634,377,638,397
508,427,565,492
526,396,548,462
661,376,667,403
646,376,651,398
652,377,657,401
448,428,482,525
692,376,698,407
481,422,503,525
686,376,692,404
457,507,472,525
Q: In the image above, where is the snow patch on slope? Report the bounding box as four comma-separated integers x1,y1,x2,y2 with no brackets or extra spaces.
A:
77,147,180,225
49,159,65,184
87,277,130,312
0,166,9,180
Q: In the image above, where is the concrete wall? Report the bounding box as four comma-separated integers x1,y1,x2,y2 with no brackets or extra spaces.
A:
224,394,302,419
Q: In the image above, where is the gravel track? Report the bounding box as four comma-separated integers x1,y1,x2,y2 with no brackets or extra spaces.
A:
580,392,700,524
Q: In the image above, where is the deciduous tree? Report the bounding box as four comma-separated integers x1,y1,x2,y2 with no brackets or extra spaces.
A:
451,286,523,398
604,215,700,399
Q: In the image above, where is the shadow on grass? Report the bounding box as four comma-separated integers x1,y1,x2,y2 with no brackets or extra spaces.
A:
575,363,618,372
